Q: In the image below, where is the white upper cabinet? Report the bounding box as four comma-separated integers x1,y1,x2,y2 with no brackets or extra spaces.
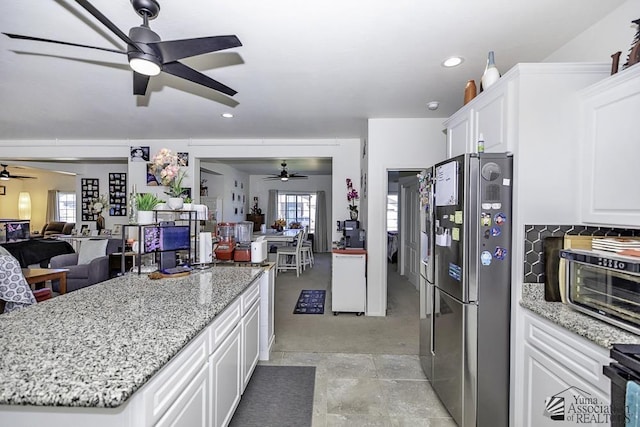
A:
579,65,640,228
446,111,471,158
444,72,510,157
473,87,508,153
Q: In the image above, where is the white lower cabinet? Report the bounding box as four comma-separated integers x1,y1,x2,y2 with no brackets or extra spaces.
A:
209,323,242,427
521,311,612,427
0,275,263,427
242,300,260,393
155,364,209,427
331,252,366,314
259,266,275,361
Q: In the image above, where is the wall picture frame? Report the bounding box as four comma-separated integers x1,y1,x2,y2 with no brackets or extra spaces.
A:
0,185,5,196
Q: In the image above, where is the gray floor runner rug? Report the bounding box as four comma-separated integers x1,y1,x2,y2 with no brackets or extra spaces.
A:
230,365,316,427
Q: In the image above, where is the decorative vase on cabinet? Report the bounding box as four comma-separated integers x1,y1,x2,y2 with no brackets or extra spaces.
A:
464,80,477,105
350,210,358,221
481,51,500,91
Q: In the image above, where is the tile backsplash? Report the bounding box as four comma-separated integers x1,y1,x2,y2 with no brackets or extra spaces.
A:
523,225,639,283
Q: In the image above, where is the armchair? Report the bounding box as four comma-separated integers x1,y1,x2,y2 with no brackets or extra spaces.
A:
49,239,121,293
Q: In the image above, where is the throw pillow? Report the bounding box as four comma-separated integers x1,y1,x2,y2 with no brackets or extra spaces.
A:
77,239,108,265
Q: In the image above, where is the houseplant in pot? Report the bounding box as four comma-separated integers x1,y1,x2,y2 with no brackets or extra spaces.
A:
136,193,162,224
346,178,359,220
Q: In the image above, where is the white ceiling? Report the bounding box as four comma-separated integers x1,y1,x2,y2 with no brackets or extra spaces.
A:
0,0,625,144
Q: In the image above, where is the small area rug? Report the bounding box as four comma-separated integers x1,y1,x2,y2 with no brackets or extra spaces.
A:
293,289,326,314
229,365,316,427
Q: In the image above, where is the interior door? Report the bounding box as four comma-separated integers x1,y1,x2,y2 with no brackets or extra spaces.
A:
400,176,420,289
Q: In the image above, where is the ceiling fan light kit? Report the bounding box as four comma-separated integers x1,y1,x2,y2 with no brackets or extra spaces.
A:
3,0,242,98
264,161,309,182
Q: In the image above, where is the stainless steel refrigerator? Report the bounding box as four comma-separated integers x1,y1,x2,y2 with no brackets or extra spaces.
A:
419,153,512,427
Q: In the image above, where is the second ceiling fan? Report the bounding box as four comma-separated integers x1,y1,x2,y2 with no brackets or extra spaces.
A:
3,0,242,97
264,161,308,182
0,164,37,180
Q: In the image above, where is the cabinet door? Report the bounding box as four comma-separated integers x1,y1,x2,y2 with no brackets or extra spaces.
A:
241,300,260,393
155,364,209,427
331,254,366,313
521,312,612,427
474,88,507,153
447,113,471,158
580,66,640,227
522,343,610,427
259,267,275,361
209,323,242,427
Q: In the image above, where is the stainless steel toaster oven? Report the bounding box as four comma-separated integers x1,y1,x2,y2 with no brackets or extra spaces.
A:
560,249,640,335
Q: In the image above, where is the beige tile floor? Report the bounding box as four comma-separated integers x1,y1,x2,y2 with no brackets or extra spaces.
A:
261,254,456,426
261,352,456,426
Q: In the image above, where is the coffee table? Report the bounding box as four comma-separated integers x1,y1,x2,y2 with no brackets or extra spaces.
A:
21,268,69,295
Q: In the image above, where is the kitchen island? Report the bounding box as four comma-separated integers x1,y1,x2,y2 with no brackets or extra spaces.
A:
0,266,265,426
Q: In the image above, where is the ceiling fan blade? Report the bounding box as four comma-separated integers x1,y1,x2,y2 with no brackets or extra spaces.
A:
2,33,126,55
12,175,37,179
75,0,143,53
133,71,150,95
151,35,242,63
162,62,237,96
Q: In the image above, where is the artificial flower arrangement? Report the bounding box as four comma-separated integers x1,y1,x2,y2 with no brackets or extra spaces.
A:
151,148,187,198
91,194,110,214
346,178,359,214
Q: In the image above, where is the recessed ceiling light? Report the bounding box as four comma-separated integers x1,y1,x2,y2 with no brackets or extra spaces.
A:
442,56,464,68
221,113,234,118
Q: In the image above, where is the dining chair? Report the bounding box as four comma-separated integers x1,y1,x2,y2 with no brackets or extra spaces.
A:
275,230,303,277
300,227,314,270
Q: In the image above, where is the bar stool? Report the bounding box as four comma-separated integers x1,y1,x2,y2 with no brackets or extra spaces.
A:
276,231,303,277
300,227,314,271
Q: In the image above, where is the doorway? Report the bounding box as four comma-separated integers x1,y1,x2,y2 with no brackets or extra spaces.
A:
386,170,421,298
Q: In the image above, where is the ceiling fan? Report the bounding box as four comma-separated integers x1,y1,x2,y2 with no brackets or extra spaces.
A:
264,161,308,182
0,164,37,180
3,0,242,97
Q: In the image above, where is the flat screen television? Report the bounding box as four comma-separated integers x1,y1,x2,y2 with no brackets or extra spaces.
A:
143,225,189,253
4,222,30,242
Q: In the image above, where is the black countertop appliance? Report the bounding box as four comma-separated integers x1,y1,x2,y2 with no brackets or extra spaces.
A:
603,344,640,426
341,220,365,248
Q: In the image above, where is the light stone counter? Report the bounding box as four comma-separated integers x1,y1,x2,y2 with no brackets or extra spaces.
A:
520,282,640,349
0,267,262,408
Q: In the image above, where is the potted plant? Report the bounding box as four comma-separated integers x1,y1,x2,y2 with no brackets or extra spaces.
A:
183,196,193,211
136,193,162,224
346,178,359,220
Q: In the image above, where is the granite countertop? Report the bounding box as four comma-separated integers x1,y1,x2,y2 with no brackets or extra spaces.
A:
0,267,263,408
520,283,640,349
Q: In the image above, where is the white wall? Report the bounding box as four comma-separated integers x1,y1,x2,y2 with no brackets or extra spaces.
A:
200,162,249,222
73,162,128,233
544,0,637,65
366,118,447,316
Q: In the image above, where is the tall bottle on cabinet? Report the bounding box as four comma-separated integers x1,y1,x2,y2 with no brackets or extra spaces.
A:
481,51,500,91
